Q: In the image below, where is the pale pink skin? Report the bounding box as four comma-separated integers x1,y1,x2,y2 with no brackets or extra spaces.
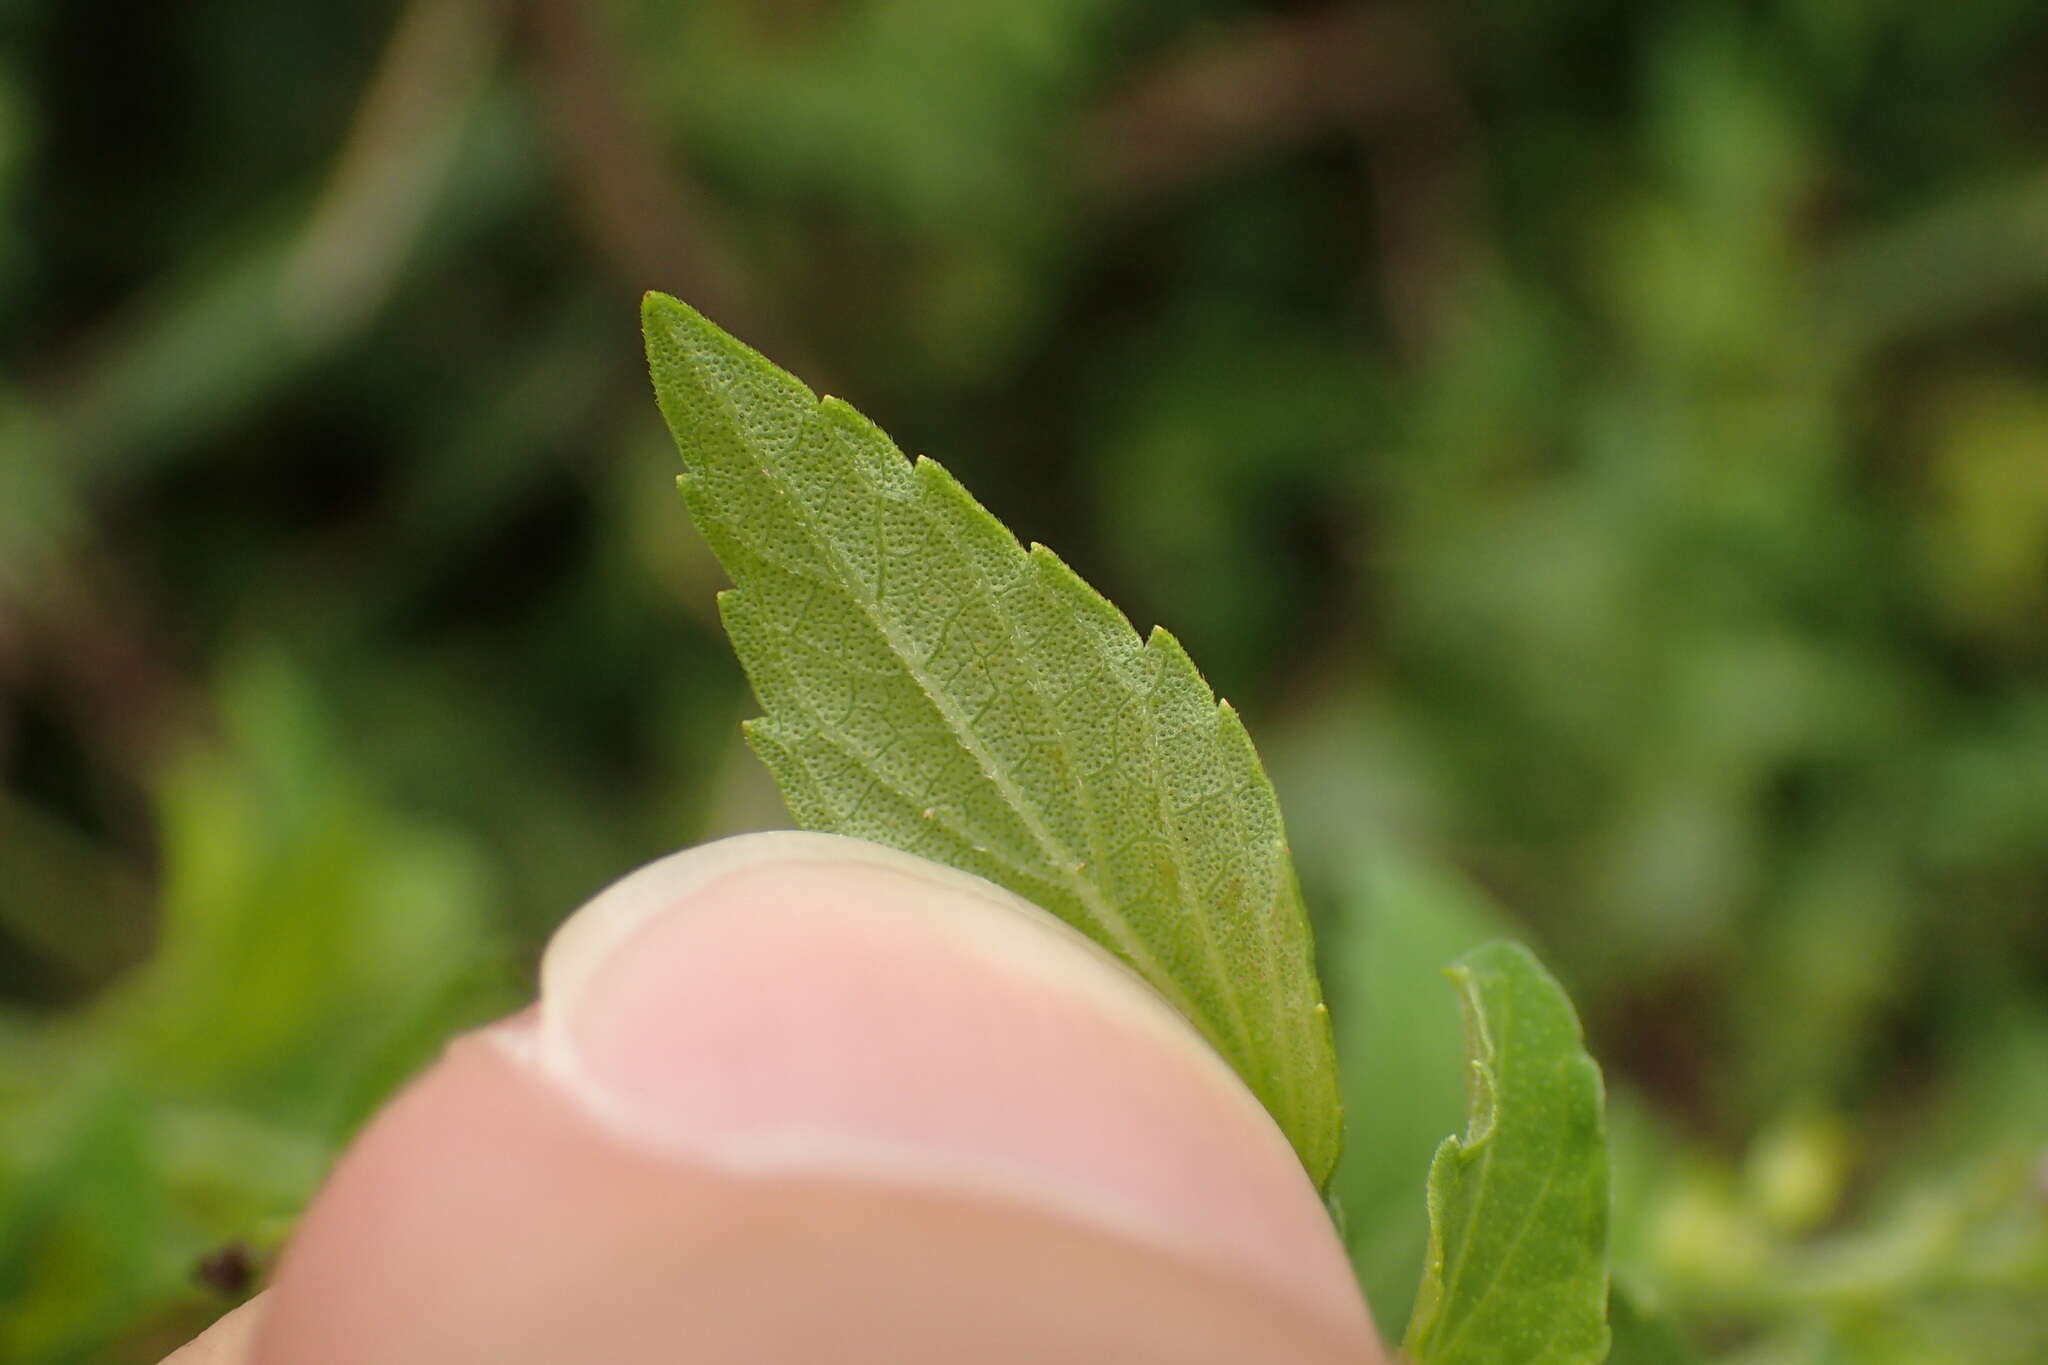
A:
163,833,1385,1364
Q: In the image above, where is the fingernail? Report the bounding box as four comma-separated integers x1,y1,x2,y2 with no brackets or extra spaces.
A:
524,831,1246,1173
512,831,1369,1336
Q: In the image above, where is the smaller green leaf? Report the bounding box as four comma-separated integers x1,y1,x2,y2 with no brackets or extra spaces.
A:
1404,939,1611,1365
1328,849,1514,1337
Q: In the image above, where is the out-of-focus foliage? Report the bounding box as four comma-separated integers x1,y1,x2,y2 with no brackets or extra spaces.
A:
0,655,517,1362
1,1,2043,1359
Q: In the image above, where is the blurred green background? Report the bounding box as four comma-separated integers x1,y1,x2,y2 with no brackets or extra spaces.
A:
3,1,2045,1360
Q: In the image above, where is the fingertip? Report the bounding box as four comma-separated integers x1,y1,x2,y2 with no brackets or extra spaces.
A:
250,836,1384,1361
254,1037,1378,1363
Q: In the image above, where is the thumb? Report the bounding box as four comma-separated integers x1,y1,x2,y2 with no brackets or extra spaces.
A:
232,833,1383,1362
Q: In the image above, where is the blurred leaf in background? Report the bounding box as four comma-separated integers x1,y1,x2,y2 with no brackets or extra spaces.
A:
0,654,517,1362
2,0,2045,1358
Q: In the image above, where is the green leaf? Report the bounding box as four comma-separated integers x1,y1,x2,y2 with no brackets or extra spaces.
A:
642,292,1342,1184
1329,849,1514,1339
1404,939,1611,1365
